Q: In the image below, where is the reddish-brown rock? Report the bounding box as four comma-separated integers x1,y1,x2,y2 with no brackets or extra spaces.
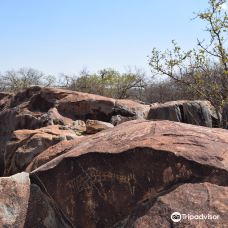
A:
0,86,149,141
132,183,228,228
0,86,149,175
0,172,73,228
30,120,228,227
26,139,82,172
4,125,79,176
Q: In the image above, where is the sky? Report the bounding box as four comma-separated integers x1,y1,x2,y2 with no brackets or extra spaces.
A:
0,0,223,76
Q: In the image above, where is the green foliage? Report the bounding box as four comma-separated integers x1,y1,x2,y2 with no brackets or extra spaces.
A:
149,0,228,120
67,68,145,99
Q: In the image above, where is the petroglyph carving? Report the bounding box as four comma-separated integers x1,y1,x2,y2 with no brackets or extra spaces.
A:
67,168,136,194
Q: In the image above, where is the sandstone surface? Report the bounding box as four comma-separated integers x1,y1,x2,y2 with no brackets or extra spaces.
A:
30,120,228,227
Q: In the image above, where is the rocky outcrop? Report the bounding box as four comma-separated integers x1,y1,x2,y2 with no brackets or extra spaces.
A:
148,100,219,127
0,87,227,227
20,86,149,122
0,87,149,135
0,86,149,176
0,172,73,227
4,125,79,176
0,86,149,137
30,120,228,227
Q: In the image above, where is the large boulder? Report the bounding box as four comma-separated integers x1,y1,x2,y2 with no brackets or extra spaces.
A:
148,100,219,128
30,120,228,227
22,87,149,122
0,172,73,227
4,125,79,176
127,183,228,227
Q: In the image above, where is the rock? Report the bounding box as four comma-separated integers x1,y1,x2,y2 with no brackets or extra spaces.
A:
56,90,149,122
222,103,228,129
0,172,73,228
131,183,228,228
71,120,87,132
0,172,30,227
10,86,43,108
0,109,43,176
148,100,219,127
26,139,82,172
0,86,149,136
110,100,149,125
86,119,114,134
57,90,116,121
111,114,135,126
0,86,149,176
149,101,183,122
30,120,228,227
114,99,150,119
0,92,13,111
4,125,78,176
47,107,73,125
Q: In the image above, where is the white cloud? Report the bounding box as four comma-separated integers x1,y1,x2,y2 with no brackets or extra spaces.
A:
221,2,227,10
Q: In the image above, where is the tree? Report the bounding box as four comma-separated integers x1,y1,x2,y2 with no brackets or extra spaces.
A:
149,0,228,125
144,79,196,104
63,68,146,99
0,68,56,92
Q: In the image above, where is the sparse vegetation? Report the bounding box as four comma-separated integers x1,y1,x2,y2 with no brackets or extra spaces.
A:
0,68,56,92
149,0,228,123
61,68,146,100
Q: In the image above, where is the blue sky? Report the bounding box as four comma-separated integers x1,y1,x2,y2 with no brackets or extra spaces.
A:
0,1,211,76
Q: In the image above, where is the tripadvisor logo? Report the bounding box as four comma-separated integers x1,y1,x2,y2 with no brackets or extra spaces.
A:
171,212,182,222
170,211,220,222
